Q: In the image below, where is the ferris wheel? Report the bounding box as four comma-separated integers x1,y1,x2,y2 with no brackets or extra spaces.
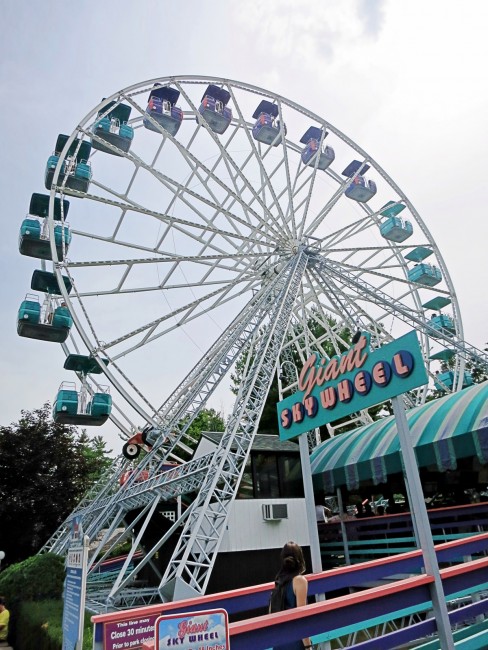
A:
18,76,484,447
21,75,488,605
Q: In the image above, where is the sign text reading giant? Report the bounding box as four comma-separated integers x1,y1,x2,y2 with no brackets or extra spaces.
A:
277,331,428,440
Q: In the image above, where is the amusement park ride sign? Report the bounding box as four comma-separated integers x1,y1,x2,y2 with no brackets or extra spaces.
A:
155,609,229,650
277,331,428,440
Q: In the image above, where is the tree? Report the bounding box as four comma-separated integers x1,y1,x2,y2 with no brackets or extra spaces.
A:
0,404,113,564
182,408,225,455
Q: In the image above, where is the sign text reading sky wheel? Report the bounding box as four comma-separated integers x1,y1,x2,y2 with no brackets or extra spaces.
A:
277,331,428,441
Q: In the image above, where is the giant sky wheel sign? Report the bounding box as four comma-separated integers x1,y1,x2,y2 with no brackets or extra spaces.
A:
19,76,488,608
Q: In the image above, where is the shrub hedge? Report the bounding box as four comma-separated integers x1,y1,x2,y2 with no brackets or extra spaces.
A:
0,554,90,649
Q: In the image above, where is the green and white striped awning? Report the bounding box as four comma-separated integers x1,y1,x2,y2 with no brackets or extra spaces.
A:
310,381,488,493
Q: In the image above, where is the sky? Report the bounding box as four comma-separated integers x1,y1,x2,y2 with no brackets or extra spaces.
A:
1,0,487,454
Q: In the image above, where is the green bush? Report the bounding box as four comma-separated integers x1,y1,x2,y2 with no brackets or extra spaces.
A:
0,554,95,649
16,600,63,650
0,553,65,604
14,600,93,650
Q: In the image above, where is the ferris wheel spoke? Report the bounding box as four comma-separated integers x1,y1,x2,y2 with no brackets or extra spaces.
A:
294,129,328,240
275,99,298,239
182,121,269,236
126,149,280,244
98,271,258,354
324,257,450,296
68,184,272,255
68,227,267,270
302,182,350,238
111,274,260,362
66,251,267,273
224,84,292,232
175,82,289,241
303,160,372,239
75,271,255,298
287,168,319,235
318,214,375,249
154,125,281,244
311,259,438,339
335,245,400,270
306,269,394,348
307,268,364,331
123,91,265,242
83,123,281,248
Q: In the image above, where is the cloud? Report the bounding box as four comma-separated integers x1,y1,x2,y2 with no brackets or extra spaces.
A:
357,0,387,38
232,0,387,69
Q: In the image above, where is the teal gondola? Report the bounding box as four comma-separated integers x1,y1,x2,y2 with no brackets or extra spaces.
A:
429,314,456,336
407,263,442,286
434,371,473,392
45,135,92,193
52,381,112,426
17,294,72,343
91,101,134,155
19,193,72,260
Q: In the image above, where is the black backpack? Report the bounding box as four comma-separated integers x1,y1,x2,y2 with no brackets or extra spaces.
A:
268,577,291,613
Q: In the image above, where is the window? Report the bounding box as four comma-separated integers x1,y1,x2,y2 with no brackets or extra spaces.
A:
237,452,303,499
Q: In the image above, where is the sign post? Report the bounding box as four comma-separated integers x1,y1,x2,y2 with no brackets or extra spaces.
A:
62,517,88,650
277,331,455,649
298,432,323,573
392,395,454,650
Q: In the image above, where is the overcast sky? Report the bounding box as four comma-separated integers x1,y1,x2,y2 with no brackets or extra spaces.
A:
1,0,487,452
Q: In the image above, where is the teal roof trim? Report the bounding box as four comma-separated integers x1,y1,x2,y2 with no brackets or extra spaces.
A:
310,381,488,492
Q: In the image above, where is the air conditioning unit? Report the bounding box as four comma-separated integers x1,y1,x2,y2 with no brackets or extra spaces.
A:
262,503,288,521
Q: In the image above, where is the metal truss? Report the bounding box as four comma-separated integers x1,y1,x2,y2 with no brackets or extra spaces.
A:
158,251,308,601
310,256,488,373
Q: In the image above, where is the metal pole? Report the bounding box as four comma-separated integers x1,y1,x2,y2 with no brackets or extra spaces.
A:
299,433,323,574
391,396,455,649
336,487,351,565
299,434,331,650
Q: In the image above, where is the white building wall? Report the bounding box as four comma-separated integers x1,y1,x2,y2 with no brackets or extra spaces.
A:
193,437,217,459
219,498,310,552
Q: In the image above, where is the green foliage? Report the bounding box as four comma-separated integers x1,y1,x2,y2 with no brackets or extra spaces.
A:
15,600,93,650
16,600,62,650
77,431,113,484
182,408,225,453
0,553,65,604
0,404,113,563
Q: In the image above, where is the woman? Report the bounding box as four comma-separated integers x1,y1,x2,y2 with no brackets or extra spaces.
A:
273,541,312,650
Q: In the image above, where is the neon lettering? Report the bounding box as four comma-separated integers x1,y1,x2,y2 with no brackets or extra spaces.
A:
320,386,336,409
372,361,392,386
304,396,318,418
337,379,354,403
354,370,372,395
292,402,305,423
392,351,414,377
280,409,292,429
298,353,317,399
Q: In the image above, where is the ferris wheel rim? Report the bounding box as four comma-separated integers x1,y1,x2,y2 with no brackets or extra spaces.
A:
45,75,464,429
